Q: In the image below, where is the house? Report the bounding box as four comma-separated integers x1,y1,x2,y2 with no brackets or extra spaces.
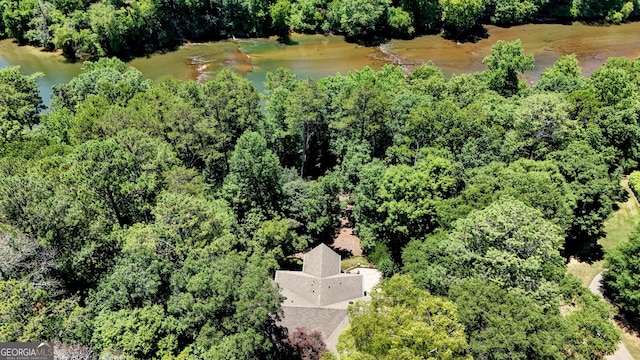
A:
274,243,374,353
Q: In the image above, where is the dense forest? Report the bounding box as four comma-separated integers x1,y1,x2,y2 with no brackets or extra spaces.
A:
1,0,640,59
2,39,640,359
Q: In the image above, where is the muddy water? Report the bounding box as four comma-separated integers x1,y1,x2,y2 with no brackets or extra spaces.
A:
389,22,640,79
231,35,387,91
2,21,640,104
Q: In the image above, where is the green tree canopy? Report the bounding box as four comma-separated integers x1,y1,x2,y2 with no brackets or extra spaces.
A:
222,131,285,228
335,0,391,37
404,197,565,298
0,279,81,342
450,159,575,234
91,305,178,359
353,155,459,259
337,274,471,360
439,0,484,36
0,66,43,149
604,224,640,316
535,54,586,93
483,39,535,97
449,275,620,359
449,278,564,359
64,130,178,227
168,248,282,359
547,141,623,251
51,57,151,110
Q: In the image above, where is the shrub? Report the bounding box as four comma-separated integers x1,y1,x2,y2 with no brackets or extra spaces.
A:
628,171,640,197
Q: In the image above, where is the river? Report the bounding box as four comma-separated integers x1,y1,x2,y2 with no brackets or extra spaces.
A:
2,21,640,105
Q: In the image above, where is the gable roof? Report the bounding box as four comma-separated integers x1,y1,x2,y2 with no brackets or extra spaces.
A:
276,243,363,306
302,243,341,278
274,244,381,355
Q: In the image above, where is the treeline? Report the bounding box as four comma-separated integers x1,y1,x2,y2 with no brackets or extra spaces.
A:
1,40,639,358
0,0,639,60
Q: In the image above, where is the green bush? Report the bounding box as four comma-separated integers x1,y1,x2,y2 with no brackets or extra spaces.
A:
368,243,391,264
628,171,640,197
604,226,640,316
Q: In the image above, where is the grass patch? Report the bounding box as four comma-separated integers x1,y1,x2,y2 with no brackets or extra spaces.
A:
566,178,640,360
341,256,370,271
600,186,640,252
567,178,640,287
601,179,639,251
621,330,640,360
601,212,640,250
567,259,603,288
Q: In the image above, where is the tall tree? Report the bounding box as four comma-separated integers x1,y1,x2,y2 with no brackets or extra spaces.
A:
0,279,81,342
202,69,262,183
90,305,178,358
64,130,178,227
547,141,623,252
449,278,565,359
168,248,282,359
488,0,542,24
51,57,151,111
535,54,586,93
404,197,565,298
513,92,573,160
449,275,620,359
399,0,439,33
335,0,391,37
336,80,392,158
284,79,328,177
222,131,285,227
483,39,534,97
337,274,471,360
353,155,459,259
0,66,43,149
450,159,575,234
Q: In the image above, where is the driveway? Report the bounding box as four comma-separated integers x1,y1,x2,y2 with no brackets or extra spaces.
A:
589,273,635,360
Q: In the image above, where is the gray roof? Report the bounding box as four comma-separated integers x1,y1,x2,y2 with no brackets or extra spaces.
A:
302,243,341,278
275,244,374,355
278,306,350,354
276,244,363,307
278,307,349,341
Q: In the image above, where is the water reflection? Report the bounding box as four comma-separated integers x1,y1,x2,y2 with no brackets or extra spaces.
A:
2,21,640,106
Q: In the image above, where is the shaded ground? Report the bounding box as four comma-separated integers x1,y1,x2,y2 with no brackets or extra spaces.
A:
567,179,639,286
567,178,640,359
331,216,362,257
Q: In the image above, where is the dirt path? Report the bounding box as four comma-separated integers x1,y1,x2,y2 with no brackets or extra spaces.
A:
330,216,363,257
589,273,635,360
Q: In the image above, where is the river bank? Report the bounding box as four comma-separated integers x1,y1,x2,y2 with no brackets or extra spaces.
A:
3,21,640,104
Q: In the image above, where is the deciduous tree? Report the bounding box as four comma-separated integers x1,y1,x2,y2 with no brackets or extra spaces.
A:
404,197,565,298
483,39,534,97
222,131,285,226
0,66,43,149
604,225,640,316
51,57,150,110
439,0,484,36
337,274,471,360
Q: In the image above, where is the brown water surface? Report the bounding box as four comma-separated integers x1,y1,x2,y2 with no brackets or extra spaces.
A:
388,22,640,78
2,21,640,104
